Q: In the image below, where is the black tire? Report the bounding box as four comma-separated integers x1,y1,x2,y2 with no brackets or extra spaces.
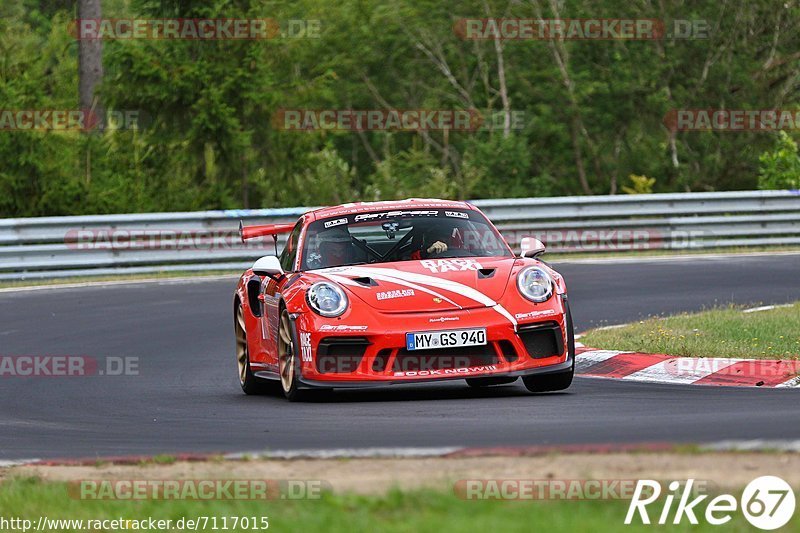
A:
466,377,518,388
278,307,307,402
235,301,278,395
521,299,575,393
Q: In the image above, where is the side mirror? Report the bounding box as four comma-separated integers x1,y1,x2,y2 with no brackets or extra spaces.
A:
520,237,546,258
252,255,284,279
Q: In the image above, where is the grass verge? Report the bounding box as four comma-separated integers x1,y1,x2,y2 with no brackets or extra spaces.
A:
0,271,239,290
580,302,800,359
0,477,779,532
545,245,800,261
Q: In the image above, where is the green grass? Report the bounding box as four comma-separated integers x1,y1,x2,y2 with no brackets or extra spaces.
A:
0,270,238,289
137,455,178,466
0,477,787,533
581,302,800,359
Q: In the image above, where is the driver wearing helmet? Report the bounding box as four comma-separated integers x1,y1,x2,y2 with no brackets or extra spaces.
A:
312,226,355,268
409,223,451,260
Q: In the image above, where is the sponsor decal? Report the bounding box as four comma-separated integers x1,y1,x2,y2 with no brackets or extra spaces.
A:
420,259,483,273
432,297,443,303
318,324,368,332
323,218,348,228
444,210,469,219
262,297,280,341
393,364,497,377
319,266,351,274
321,202,462,218
354,210,438,222
299,331,312,362
376,289,415,301
625,476,795,529
429,317,460,323
515,309,557,320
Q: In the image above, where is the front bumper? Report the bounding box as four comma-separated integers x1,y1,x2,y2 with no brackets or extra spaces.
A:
298,352,573,388
292,298,571,389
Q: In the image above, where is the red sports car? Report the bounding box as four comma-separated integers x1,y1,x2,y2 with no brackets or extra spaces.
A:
234,199,574,401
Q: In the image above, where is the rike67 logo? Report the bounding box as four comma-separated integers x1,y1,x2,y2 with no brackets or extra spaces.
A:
626,476,795,530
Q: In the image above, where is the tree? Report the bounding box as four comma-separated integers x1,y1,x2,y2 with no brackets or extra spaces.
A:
758,132,800,190
77,0,103,118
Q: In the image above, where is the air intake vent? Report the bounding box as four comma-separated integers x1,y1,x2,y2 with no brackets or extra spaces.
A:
517,322,564,359
477,268,496,279
316,337,371,373
351,276,378,287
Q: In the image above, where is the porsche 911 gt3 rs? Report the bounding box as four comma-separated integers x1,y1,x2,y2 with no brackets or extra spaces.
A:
234,199,574,401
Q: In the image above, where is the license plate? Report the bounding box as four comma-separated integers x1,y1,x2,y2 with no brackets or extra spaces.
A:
405,328,487,351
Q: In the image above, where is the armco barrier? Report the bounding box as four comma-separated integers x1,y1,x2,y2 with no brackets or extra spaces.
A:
0,190,798,280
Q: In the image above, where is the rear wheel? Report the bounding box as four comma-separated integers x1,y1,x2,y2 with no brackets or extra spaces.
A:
466,377,518,388
278,308,306,402
235,302,276,395
522,300,575,393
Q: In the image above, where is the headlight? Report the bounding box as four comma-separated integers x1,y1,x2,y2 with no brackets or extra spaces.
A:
307,281,349,317
517,266,553,303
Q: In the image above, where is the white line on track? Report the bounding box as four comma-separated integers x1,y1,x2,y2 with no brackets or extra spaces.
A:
0,459,40,467
224,447,464,460
593,324,629,331
742,304,794,313
575,350,625,372
553,250,800,265
0,275,237,294
702,440,800,452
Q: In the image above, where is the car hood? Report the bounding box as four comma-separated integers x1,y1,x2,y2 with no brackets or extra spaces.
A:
309,257,518,312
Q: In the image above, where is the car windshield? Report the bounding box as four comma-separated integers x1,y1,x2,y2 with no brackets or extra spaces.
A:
301,208,512,270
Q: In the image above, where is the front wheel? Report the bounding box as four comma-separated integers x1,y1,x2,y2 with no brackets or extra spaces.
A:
278,308,306,402
522,299,575,393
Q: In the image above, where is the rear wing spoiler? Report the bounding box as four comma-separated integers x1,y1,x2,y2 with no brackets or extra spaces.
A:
239,221,296,242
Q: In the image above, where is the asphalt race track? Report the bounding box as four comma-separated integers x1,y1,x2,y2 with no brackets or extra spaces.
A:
1,253,799,460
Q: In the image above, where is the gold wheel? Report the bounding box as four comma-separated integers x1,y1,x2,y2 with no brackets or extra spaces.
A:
278,310,296,394
235,304,248,385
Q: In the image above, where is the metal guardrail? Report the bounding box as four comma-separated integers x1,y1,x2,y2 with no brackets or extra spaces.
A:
1,190,798,280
